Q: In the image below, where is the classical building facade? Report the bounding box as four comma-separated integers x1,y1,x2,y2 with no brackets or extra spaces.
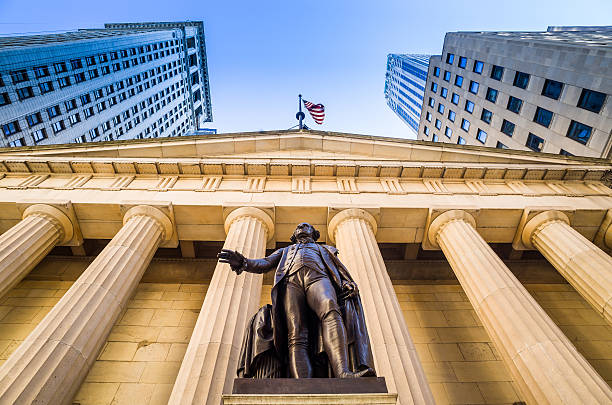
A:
385,54,430,134
0,21,211,147
417,26,611,157
0,129,611,404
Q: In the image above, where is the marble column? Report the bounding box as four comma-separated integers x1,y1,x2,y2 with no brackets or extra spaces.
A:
0,204,74,298
428,210,612,404
0,205,173,405
328,209,434,405
169,207,274,405
522,210,612,323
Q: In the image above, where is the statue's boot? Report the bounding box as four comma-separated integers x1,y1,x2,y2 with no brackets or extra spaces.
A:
322,311,375,378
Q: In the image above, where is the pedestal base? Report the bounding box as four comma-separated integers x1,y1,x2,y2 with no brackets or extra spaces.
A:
232,377,388,394
223,393,397,405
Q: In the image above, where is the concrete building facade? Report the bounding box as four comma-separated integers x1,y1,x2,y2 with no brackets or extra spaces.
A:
385,54,430,134
0,21,212,147
417,26,612,158
0,130,610,404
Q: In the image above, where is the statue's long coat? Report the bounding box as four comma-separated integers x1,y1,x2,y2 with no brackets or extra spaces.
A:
242,243,375,374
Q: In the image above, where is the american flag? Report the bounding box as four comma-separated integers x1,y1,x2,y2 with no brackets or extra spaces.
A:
302,99,325,124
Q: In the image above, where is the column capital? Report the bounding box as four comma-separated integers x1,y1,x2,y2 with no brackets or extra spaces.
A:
22,204,74,245
427,209,476,249
327,208,377,244
124,205,174,242
521,210,570,249
224,207,274,241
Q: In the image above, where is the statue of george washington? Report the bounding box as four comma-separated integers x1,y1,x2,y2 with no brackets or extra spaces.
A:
218,222,375,379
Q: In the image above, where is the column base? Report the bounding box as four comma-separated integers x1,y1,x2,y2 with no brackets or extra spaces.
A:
223,393,397,405
232,377,388,394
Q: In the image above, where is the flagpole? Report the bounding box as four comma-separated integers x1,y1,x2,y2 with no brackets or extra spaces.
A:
297,94,304,130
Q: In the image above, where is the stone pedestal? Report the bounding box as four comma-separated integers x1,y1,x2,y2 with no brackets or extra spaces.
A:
428,210,612,404
0,204,74,298
223,393,398,405
169,207,274,405
328,208,434,405
232,377,388,394
0,205,172,405
522,210,612,323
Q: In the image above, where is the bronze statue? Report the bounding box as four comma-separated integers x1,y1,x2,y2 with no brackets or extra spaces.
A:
218,222,375,379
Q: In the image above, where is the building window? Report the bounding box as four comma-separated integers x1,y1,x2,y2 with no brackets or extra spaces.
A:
485,88,498,103
90,128,100,139
0,92,10,106
435,119,442,130
476,129,487,144
432,134,439,142
80,93,92,105
559,149,574,156
465,100,474,114
39,81,54,94
443,71,451,82
94,89,104,99
526,133,544,152
74,72,86,83
65,98,77,111
490,65,504,81
458,56,467,69
8,138,24,147
533,107,553,128
423,126,430,136
461,118,470,132
58,76,71,88
451,93,459,105
10,69,29,84
446,53,454,64
501,119,515,136
26,112,42,127
445,127,452,138
577,89,606,113
448,110,456,122
440,87,448,99
113,63,121,72
469,81,479,94
428,97,435,107
32,128,47,142
54,62,67,74
86,56,97,66
34,66,50,79
69,113,81,126
473,60,484,74
507,96,523,114
99,53,108,63
47,105,61,119
437,103,445,114
541,79,563,100
2,120,20,136
496,141,508,149
84,107,95,118
513,71,530,89
426,112,432,122
70,58,83,70
454,75,463,87
481,108,492,124
433,67,440,77
52,120,65,133
16,87,34,100
101,66,110,75
566,120,592,145
89,69,99,79
431,82,438,93
457,136,466,145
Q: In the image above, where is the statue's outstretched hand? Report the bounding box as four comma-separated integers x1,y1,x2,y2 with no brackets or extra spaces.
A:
217,249,246,274
340,280,359,300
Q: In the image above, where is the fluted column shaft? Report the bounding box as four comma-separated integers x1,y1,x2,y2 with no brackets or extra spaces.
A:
523,210,612,323
169,207,273,405
430,210,612,404
0,204,74,298
0,205,172,405
328,209,434,405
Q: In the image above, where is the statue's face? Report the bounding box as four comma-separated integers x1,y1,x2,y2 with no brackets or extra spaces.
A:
293,222,315,240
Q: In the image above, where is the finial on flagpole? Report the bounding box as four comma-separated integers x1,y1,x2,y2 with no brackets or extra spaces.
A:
296,94,305,130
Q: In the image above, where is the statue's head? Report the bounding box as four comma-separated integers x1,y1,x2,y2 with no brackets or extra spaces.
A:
290,222,320,243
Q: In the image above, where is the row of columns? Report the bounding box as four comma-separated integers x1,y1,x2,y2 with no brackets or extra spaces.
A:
0,204,610,404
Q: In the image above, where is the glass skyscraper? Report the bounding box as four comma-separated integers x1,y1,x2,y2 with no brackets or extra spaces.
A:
384,54,430,134
0,21,211,147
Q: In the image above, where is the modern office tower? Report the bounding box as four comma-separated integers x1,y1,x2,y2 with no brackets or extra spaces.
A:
418,26,612,158
384,54,430,134
0,21,212,147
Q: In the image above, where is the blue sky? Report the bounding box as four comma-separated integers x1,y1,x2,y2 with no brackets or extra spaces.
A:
0,0,610,138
